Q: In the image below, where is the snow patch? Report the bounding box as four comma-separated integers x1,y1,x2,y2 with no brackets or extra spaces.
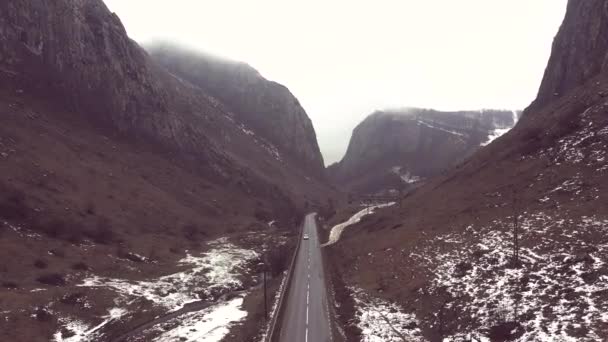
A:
153,297,247,342
323,203,395,246
352,289,425,342
416,120,466,137
53,308,127,342
390,166,421,184
80,238,258,311
538,106,608,169
482,127,511,146
411,212,608,341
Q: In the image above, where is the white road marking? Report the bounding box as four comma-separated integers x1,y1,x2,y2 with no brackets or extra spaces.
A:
306,240,311,342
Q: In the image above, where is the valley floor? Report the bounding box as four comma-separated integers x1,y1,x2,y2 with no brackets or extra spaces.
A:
0,228,289,342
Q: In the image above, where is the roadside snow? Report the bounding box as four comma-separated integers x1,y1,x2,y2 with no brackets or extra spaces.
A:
323,203,395,246
53,308,127,342
152,296,247,342
352,288,425,342
80,238,258,311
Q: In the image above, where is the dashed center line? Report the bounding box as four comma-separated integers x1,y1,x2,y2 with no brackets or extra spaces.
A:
305,229,311,342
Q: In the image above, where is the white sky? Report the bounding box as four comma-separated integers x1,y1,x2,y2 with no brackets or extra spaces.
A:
103,0,567,165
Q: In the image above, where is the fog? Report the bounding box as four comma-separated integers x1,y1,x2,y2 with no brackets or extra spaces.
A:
103,0,567,165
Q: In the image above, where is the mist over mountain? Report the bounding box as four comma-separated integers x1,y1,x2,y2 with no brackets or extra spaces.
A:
146,43,325,178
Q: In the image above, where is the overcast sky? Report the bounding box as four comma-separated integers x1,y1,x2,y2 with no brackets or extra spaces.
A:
103,0,567,165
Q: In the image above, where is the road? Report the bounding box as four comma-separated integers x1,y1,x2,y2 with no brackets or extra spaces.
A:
279,213,331,342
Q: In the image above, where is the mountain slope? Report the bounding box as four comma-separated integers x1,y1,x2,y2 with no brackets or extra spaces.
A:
328,108,518,194
0,1,332,341
326,2,608,341
0,0,330,216
146,43,325,177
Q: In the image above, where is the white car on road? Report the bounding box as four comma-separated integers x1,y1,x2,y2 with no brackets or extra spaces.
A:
303,234,309,240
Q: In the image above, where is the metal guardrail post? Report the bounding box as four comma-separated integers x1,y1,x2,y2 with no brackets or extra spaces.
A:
265,215,305,342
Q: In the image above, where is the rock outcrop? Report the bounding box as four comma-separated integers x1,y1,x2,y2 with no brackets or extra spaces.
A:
328,108,518,194
146,44,325,177
533,0,608,108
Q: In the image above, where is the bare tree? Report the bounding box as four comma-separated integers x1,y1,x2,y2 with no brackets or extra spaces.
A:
511,187,521,267
510,186,523,326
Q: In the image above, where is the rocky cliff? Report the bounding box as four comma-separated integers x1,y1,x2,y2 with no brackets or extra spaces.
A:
0,0,329,211
328,108,518,194
146,44,325,177
533,0,608,109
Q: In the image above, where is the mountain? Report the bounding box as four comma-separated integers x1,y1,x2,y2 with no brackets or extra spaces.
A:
0,1,333,341
327,108,518,194
325,1,608,341
146,43,325,178
0,0,329,221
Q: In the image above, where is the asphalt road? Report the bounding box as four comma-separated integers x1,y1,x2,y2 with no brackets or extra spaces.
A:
279,213,331,342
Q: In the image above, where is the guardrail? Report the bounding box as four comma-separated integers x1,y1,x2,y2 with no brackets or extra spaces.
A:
265,215,305,342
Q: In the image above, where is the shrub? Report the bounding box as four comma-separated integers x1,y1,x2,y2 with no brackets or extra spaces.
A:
71,262,89,271
0,186,28,220
60,292,85,306
1,281,18,289
33,259,48,269
182,223,207,240
84,201,96,215
254,208,271,222
48,249,65,258
266,242,295,277
488,321,522,340
453,261,473,278
85,218,115,244
40,219,68,239
34,308,52,322
36,273,66,286
182,224,198,240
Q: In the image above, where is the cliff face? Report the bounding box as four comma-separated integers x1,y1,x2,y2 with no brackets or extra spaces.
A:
0,0,331,212
1,0,173,132
533,0,608,108
1,0,329,201
328,108,517,193
147,44,325,177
